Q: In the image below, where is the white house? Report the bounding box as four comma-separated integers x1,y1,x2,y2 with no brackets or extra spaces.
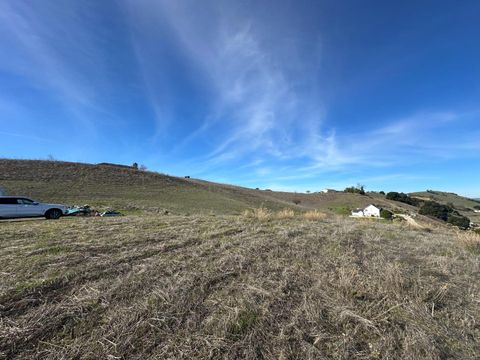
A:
351,204,382,218
320,189,336,193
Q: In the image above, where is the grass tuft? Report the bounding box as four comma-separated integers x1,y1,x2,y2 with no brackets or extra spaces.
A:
457,231,480,255
303,209,327,220
276,208,295,219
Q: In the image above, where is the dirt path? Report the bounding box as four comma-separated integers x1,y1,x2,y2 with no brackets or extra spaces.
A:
395,214,424,229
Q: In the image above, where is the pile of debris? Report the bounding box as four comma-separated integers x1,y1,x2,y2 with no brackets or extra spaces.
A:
66,205,123,217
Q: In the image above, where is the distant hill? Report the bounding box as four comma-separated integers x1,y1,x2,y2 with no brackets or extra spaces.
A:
0,159,441,221
410,190,480,224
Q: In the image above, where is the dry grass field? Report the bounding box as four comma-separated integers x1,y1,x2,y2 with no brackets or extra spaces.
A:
1,214,479,359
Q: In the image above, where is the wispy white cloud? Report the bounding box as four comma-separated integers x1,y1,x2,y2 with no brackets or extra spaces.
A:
0,1,115,136
126,1,331,167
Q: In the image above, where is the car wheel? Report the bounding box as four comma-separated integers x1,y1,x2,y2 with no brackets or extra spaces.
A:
45,209,62,220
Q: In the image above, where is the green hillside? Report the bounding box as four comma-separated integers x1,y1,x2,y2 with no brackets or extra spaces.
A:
0,159,295,214
410,190,480,224
0,159,444,224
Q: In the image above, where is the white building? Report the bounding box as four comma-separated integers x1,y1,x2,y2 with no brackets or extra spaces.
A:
351,204,382,217
320,189,336,193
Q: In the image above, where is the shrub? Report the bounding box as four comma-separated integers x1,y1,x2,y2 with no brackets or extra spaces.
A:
419,201,450,221
344,185,365,195
386,192,420,206
473,205,480,210
293,199,301,205
379,191,385,195
419,201,471,229
380,209,393,219
447,215,470,230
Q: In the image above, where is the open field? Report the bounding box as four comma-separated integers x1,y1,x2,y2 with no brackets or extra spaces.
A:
1,214,479,359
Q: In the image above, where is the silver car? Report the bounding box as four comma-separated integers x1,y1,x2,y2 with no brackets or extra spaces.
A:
0,196,68,219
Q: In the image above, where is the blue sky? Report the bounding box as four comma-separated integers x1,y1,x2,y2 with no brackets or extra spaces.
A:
0,1,479,197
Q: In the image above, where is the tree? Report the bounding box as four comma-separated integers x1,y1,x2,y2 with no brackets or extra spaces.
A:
132,162,139,170
139,164,147,171
344,185,366,195
380,209,393,219
419,201,450,221
386,192,420,206
447,215,470,230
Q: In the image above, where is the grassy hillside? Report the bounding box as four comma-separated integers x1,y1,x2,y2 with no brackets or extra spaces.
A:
0,159,296,214
0,159,421,218
410,190,480,224
1,214,479,359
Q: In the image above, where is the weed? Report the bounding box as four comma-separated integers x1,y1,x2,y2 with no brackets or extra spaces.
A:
303,209,327,220
276,208,295,219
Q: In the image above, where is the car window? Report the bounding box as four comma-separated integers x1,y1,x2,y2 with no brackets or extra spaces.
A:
18,198,35,205
0,198,18,204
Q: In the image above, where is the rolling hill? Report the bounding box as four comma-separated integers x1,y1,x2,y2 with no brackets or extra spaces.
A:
410,190,480,225
0,159,416,217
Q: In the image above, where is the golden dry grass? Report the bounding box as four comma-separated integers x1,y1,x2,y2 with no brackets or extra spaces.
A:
275,208,295,219
243,207,272,221
1,215,478,359
456,230,480,255
303,209,327,220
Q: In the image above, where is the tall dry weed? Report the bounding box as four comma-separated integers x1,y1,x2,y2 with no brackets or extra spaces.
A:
457,231,480,254
303,210,327,221
276,209,295,219
243,207,271,221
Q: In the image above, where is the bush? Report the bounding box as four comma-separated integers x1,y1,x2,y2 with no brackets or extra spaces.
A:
386,192,420,206
344,185,365,195
419,201,450,221
380,209,393,219
419,201,471,229
447,215,470,229
473,205,480,210
379,191,385,195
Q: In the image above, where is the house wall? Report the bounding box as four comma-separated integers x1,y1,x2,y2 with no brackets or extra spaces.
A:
363,205,380,217
351,211,364,217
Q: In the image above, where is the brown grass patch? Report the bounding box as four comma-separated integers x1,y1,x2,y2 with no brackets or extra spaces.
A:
242,207,271,221
275,208,295,219
303,209,327,220
457,231,480,254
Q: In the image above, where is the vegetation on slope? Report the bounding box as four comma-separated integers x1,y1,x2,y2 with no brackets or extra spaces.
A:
0,159,295,214
0,159,418,218
1,215,479,359
410,190,480,226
